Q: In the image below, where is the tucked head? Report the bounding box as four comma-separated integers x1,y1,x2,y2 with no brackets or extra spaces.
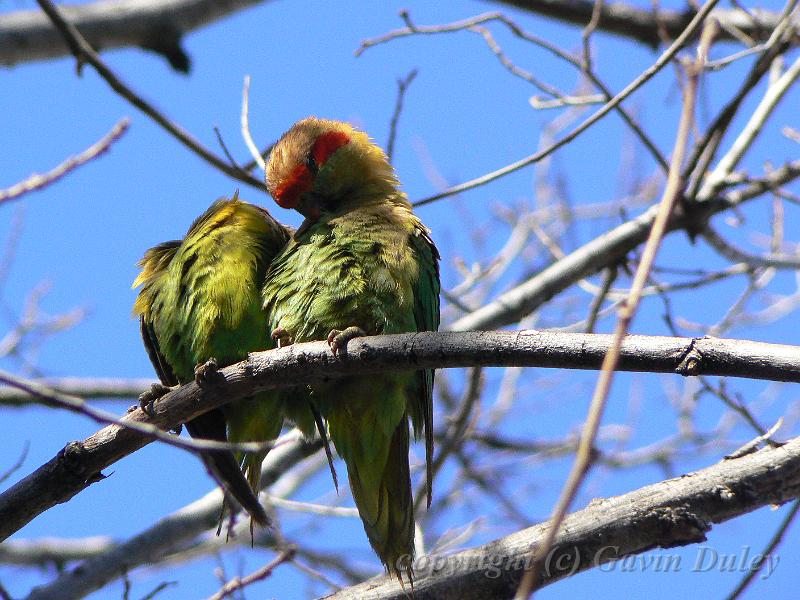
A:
265,117,399,219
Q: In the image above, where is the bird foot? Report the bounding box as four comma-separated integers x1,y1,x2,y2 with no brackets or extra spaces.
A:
271,326,294,349
194,357,221,387
326,326,366,356
138,382,176,416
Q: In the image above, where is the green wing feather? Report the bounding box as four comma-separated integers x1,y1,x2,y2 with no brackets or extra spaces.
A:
408,226,440,508
262,203,440,577
134,194,290,525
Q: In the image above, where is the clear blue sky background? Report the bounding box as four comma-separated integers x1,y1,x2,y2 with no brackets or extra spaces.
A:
2,0,798,598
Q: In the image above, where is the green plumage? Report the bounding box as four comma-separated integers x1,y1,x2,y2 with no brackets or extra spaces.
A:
263,117,440,578
133,194,291,524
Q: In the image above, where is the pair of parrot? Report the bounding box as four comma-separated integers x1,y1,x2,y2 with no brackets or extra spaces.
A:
133,117,440,578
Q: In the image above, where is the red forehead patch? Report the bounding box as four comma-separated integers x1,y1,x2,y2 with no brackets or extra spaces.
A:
312,131,350,167
274,164,312,209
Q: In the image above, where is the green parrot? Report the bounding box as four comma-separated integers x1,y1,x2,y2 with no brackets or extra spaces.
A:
262,117,440,578
133,193,292,526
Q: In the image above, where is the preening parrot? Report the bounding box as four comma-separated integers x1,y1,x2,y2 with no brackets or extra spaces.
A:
133,193,292,526
262,117,440,578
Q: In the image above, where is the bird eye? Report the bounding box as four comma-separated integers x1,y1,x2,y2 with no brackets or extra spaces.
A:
305,152,318,174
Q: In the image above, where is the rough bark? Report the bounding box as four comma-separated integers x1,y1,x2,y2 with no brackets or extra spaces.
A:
449,163,800,332
2,0,797,69
494,0,800,48
2,330,799,542
326,435,800,599
0,0,272,70
23,430,319,600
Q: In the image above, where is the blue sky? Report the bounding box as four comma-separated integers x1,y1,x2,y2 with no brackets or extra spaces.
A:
2,0,799,598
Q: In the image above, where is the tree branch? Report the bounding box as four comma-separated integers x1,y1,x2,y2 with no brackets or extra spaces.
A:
0,377,154,406
518,37,706,595
325,434,800,599
0,0,273,70
411,0,718,207
33,0,265,191
0,118,129,205
2,0,796,70
205,547,296,600
22,429,318,600
2,330,800,541
448,160,800,332
490,0,800,48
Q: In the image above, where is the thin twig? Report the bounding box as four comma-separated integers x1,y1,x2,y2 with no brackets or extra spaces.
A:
268,496,359,518
34,0,265,190
448,160,800,333
361,10,669,174
700,377,770,437
0,118,129,204
685,0,798,200
516,21,709,597
212,126,243,170
0,377,155,405
585,266,617,333
386,69,418,163
205,547,296,600
529,93,605,109
724,417,783,459
0,442,29,486
241,75,266,173
725,499,800,599
0,370,276,455
411,0,718,207
698,51,800,198
580,0,605,72
471,24,564,97
703,224,800,269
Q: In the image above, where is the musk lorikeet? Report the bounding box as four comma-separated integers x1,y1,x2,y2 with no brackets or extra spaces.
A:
133,193,292,526
262,117,440,578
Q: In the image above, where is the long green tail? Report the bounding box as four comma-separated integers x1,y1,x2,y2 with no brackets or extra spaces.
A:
332,408,415,579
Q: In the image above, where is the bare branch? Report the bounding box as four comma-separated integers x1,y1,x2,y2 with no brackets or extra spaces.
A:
0,119,129,205
0,377,153,406
0,535,114,565
361,11,670,170
3,0,797,70
449,160,800,332
33,0,265,191
703,225,800,269
386,69,418,164
518,31,706,595
698,52,800,199
327,435,800,599
0,443,29,486
0,0,275,69
240,75,266,173
0,370,276,455
22,430,319,600
411,0,717,207
205,548,295,600
2,330,800,542
490,0,800,48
